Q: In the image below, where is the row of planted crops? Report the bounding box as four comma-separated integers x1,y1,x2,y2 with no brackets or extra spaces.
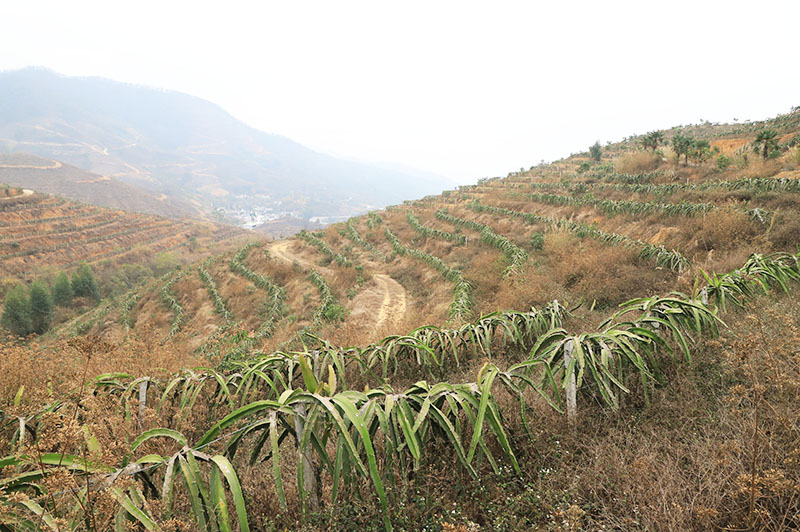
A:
2,249,799,531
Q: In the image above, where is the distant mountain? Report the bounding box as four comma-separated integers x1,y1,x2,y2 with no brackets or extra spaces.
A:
0,67,452,224
0,152,197,219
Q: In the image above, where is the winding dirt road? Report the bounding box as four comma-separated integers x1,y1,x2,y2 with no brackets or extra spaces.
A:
268,239,407,332
0,159,62,170
0,189,34,200
269,239,333,274
369,274,407,332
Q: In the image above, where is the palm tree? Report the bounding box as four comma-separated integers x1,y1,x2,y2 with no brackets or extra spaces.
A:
672,134,694,165
640,131,664,151
690,139,712,164
753,129,779,159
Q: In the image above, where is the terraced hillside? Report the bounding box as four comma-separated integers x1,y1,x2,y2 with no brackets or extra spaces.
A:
0,190,250,281
2,109,800,532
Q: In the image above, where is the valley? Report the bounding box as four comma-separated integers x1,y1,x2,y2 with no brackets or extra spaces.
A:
0,68,453,228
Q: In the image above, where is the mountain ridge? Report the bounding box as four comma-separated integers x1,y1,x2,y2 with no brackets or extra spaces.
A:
0,67,452,225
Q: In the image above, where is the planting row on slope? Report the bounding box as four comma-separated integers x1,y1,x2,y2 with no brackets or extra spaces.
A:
0,218,174,259
0,215,124,245
508,190,770,222
298,230,351,267
522,175,800,197
70,229,191,269
434,209,528,276
406,211,467,245
0,224,193,276
384,226,473,321
308,269,344,328
160,270,187,338
0,204,98,228
466,199,689,271
198,258,234,324
229,242,287,340
0,195,66,213
5,250,798,532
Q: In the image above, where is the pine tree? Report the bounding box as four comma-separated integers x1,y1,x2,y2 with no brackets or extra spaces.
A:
29,282,54,334
72,263,100,301
1,285,32,337
53,271,74,307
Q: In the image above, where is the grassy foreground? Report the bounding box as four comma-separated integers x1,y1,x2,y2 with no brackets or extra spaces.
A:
1,252,799,531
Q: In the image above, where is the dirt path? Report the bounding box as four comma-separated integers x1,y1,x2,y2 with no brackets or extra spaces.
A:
0,160,62,169
269,239,334,275
0,189,34,200
348,273,408,334
269,239,407,333
372,274,407,332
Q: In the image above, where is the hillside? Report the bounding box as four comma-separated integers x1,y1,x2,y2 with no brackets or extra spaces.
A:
0,152,198,219
0,188,251,284
2,109,800,531
44,109,800,355
0,68,452,225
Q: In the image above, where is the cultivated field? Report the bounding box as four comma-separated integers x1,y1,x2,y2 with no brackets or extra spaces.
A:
2,110,800,531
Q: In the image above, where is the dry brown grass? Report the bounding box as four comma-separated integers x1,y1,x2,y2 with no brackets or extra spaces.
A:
689,209,761,252
787,146,800,168
554,297,800,531
0,330,198,410
767,213,800,250
614,151,662,174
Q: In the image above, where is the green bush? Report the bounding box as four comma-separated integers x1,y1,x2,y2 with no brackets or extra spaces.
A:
589,141,602,162
29,282,54,334
71,263,100,301
530,232,545,251
1,285,32,336
52,271,74,306
322,303,347,322
104,263,151,297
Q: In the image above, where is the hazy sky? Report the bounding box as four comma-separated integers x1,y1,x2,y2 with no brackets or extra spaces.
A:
2,0,799,183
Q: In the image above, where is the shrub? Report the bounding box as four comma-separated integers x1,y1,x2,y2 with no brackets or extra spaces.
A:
716,154,732,170
151,252,180,276
1,285,32,336
322,302,347,321
102,263,151,297
589,141,603,161
614,151,661,173
52,271,74,306
29,281,53,334
530,232,545,250
71,263,100,301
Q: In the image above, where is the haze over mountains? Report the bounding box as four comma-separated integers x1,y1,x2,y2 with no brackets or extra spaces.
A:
0,67,452,226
